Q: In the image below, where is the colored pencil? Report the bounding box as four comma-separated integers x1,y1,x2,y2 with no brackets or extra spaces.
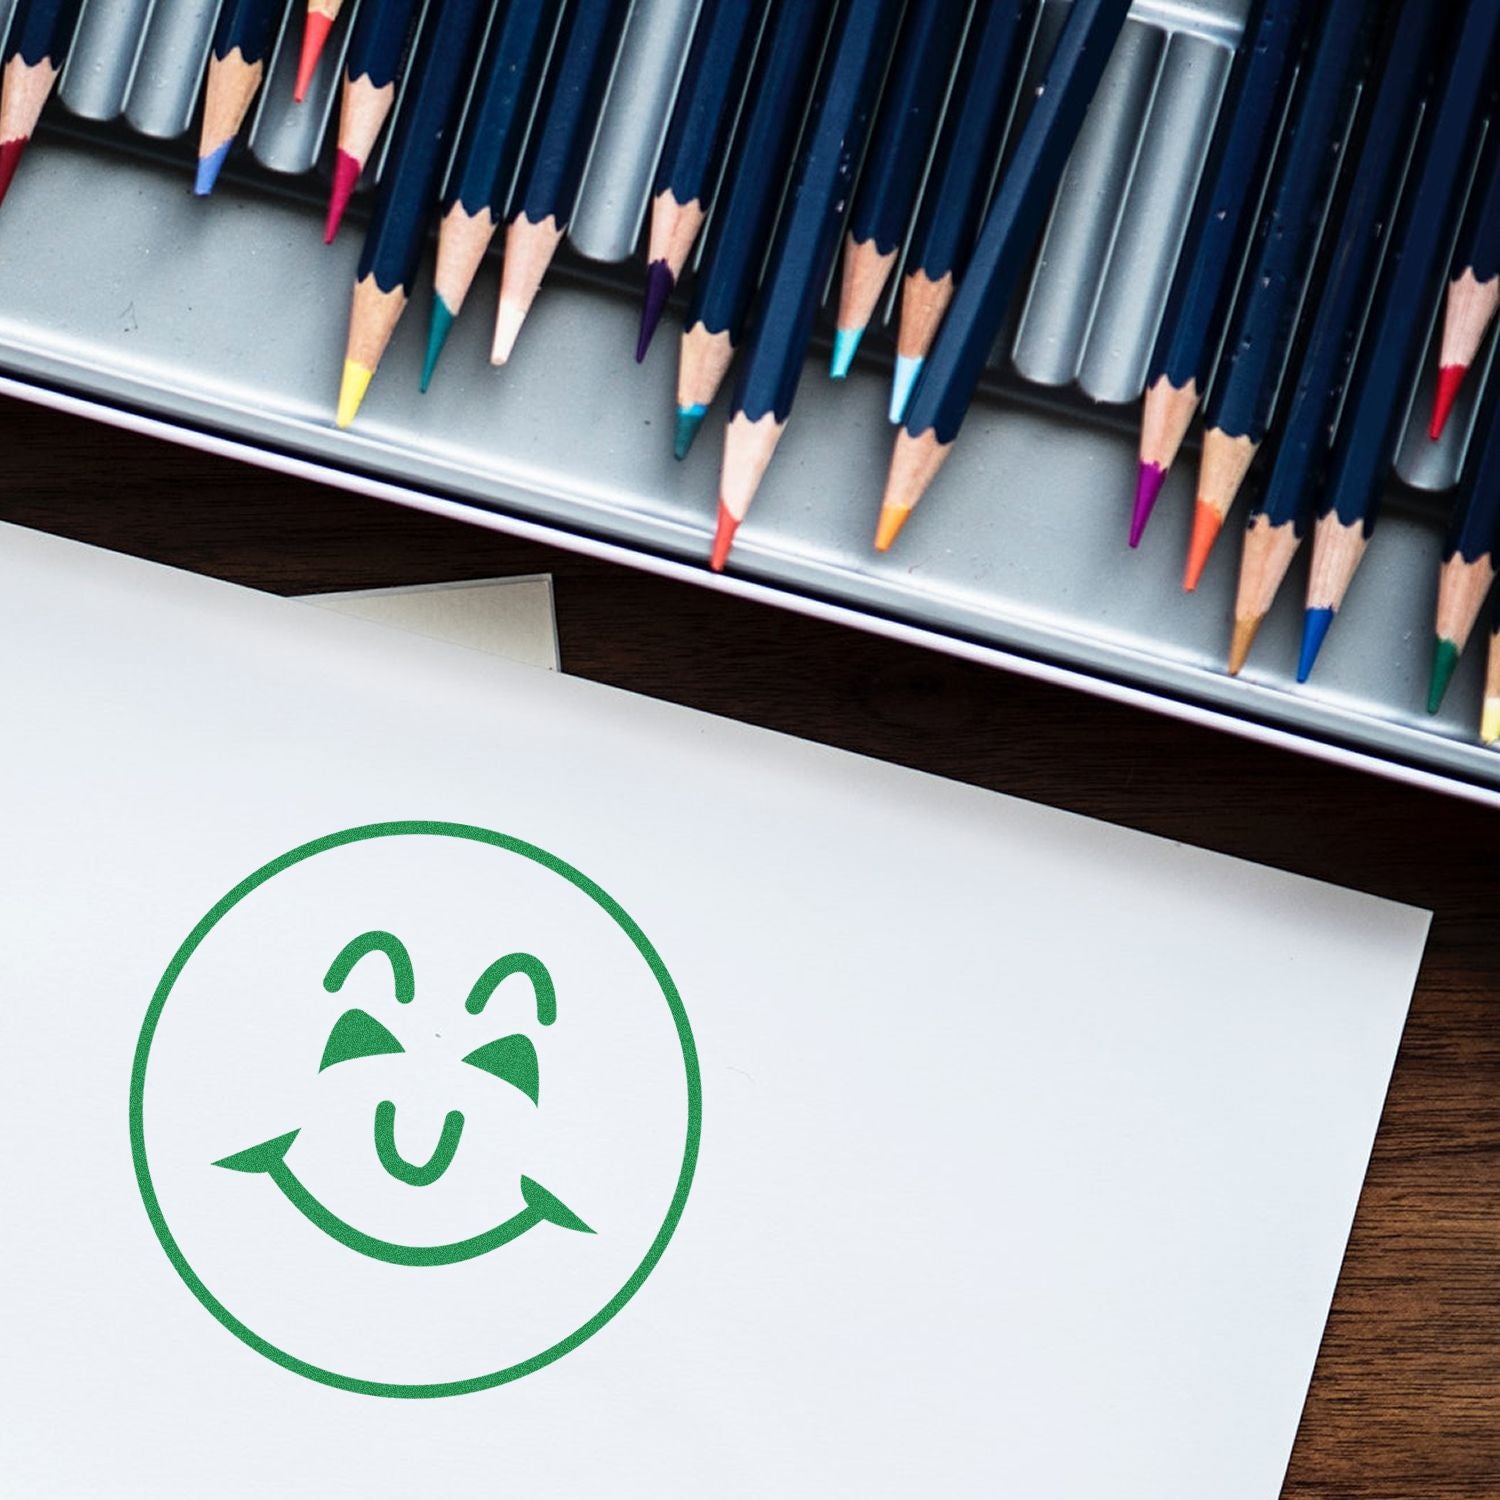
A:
830,0,967,383
493,0,629,366
1300,0,1500,683
325,0,421,241
336,0,490,429
195,0,285,197
0,0,83,210
889,0,1031,425
420,0,556,389
1230,0,1442,675
1427,374,1500,712
1129,0,1307,547
636,0,759,363
876,0,1133,553
1483,615,1500,742
712,0,904,572
673,0,827,460
294,0,345,103
1431,128,1500,440
1185,0,1375,592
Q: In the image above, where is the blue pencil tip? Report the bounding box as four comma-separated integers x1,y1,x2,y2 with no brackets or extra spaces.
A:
194,140,233,197
889,355,924,424
1297,607,1335,683
421,296,456,392
830,326,864,380
673,404,707,460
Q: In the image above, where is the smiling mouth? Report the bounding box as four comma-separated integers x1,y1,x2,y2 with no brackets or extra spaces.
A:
213,1131,593,1267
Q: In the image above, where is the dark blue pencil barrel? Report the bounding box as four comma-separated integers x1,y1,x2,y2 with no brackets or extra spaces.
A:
2,0,83,66
345,0,418,86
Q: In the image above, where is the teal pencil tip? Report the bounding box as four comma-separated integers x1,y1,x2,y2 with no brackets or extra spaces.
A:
194,139,233,197
889,355,923,424
1297,607,1335,684
673,404,707,460
830,326,864,380
1428,637,1461,714
420,296,456,392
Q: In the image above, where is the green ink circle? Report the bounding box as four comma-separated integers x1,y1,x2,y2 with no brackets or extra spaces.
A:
130,821,700,1399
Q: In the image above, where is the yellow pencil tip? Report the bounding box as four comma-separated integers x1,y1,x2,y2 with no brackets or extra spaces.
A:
1227,616,1261,677
336,360,374,429
874,500,911,553
1482,700,1500,746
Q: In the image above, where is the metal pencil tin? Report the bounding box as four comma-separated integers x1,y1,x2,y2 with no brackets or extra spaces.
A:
5,0,1500,805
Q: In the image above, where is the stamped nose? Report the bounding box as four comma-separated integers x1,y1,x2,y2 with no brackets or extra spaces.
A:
373,1099,465,1187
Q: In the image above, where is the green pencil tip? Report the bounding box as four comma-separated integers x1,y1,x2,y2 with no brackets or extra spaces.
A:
420,297,456,392
673,404,707,460
1428,637,1461,714
830,325,864,379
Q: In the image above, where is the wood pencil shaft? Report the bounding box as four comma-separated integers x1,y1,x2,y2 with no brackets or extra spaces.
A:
1250,0,1440,537
650,0,758,214
729,0,903,427
682,1,826,344
511,0,629,232
1317,0,1500,540
344,0,419,88
1201,0,1374,448
901,0,1131,448
843,0,966,258
440,0,555,222
1146,0,1309,393
903,0,1030,286
2,0,82,70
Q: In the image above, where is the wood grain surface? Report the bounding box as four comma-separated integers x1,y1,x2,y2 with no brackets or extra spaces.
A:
4,395,1497,1496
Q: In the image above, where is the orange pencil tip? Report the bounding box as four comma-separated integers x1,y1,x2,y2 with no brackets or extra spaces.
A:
874,500,910,553
1429,364,1467,441
1182,500,1223,592
709,505,738,572
294,12,335,102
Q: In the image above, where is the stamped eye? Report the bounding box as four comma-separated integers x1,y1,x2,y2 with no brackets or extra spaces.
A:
461,1033,540,1105
319,1008,405,1071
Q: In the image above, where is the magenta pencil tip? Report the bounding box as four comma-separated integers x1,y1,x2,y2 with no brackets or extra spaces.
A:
1129,461,1167,548
636,260,675,363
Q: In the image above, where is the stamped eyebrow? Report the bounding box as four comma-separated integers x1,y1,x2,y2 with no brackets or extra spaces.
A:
323,930,416,1005
464,952,556,1025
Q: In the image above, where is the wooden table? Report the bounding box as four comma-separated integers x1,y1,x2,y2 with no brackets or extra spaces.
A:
7,396,1497,1497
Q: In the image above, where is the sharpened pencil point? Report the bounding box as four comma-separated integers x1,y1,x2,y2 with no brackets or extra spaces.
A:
1430,363,1467,441
1482,699,1500,745
1297,607,1335,683
325,150,361,242
1129,461,1166,548
889,355,923,424
336,360,374,429
1183,500,1223,591
294,11,335,101
874,499,911,553
194,139,233,197
673,404,707,460
1428,637,1461,714
830,325,864,379
1227,616,1261,677
492,301,526,365
636,261,674,363
421,296,456,392
710,503,739,571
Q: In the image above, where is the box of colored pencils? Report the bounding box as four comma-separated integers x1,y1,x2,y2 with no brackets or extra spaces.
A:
3,0,1500,802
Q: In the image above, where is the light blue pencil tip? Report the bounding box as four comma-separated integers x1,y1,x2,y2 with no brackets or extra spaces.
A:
830,326,864,380
673,404,708,460
889,355,924,424
194,139,233,197
420,296,456,392
1297,607,1336,684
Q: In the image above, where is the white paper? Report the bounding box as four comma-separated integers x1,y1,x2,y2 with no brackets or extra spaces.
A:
0,524,1428,1499
302,576,559,671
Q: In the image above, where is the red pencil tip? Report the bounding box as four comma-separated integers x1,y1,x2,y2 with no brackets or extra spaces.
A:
709,505,739,572
0,135,30,210
324,151,361,243
1430,364,1467,441
294,12,335,102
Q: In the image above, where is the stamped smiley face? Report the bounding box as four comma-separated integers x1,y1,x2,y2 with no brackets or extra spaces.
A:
132,823,699,1399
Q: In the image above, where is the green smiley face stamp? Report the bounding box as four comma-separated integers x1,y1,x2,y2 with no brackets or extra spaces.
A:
132,823,699,1399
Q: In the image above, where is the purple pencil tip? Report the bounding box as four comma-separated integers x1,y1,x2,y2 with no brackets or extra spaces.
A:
636,260,675,364
1128,461,1167,548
